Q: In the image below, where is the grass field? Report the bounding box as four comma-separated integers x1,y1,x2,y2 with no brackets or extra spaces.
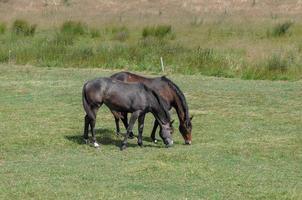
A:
0,64,301,199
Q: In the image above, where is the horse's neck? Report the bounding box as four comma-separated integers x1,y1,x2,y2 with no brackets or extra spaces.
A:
173,94,186,124
150,97,168,126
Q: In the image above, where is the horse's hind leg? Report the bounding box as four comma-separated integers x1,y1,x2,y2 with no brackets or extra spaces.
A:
90,106,100,148
111,111,121,135
83,114,90,144
121,112,134,139
137,114,145,147
121,111,141,150
150,120,159,143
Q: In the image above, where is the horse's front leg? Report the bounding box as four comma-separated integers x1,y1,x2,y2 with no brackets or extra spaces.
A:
121,112,134,139
150,119,159,143
121,111,141,150
137,114,145,147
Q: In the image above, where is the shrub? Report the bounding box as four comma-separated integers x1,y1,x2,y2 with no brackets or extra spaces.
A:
0,22,6,34
142,25,173,39
271,21,293,37
12,19,36,36
90,28,100,38
111,26,129,42
60,21,87,35
266,54,288,72
62,0,71,6
52,32,75,45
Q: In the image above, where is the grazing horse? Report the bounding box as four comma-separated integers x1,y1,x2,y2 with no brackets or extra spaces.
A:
82,77,174,150
110,72,193,145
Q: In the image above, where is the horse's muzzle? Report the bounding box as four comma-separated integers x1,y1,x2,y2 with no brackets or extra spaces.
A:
185,140,192,145
165,138,173,147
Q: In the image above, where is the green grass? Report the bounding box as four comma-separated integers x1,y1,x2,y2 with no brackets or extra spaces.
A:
0,20,302,80
0,64,301,199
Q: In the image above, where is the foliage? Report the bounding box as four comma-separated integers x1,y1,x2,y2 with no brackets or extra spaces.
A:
111,26,129,42
0,22,6,34
12,19,36,36
60,20,87,35
142,25,173,39
269,21,293,37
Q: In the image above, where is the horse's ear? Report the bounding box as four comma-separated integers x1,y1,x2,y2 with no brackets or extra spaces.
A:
190,115,194,121
170,119,175,125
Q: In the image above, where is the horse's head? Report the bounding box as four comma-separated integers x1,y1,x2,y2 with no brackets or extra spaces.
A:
160,120,174,147
179,115,193,145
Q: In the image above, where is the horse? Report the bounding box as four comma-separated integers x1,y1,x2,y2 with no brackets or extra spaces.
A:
110,72,193,145
82,77,174,150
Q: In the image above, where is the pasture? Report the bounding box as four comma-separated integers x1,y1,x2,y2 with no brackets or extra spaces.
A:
0,64,301,199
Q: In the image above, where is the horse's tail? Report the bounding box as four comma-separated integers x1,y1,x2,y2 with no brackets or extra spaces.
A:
82,82,95,120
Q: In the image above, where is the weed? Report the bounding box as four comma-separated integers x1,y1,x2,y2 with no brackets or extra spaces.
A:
60,20,87,35
142,25,173,39
266,53,288,72
0,22,6,34
11,19,36,36
90,28,100,38
111,26,129,42
268,21,293,37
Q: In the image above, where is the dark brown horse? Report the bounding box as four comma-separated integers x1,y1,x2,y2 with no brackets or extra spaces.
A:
110,72,193,145
82,77,174,150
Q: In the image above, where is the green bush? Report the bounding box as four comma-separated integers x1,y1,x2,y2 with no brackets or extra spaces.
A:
270,21,293,37
60,21,87,35
0,22,6,34
90,28,100,38
142,25,173,39
266,53,288,72
12,20,36,36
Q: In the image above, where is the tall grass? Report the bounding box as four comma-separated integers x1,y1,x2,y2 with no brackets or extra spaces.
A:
267,21,293,37
60,21,88,35
0,22,6,34
0,20,301,80
111,26,129,42
142,25,173,39
12,19,36,36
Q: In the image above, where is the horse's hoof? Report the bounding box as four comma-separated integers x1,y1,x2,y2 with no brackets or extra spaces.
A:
138,142,143,147
128,132,135,139
152,139,158,143
165,140,173,148
120,144,127,151
93,142,100,148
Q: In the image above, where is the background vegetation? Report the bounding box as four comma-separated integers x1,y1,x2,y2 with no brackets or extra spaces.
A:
0,0,302,80
0,19,301,80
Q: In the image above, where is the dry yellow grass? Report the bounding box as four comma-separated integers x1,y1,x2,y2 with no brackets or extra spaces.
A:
1,0,302,26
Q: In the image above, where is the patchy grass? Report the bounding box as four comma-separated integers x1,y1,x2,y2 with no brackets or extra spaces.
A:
0,65,301,199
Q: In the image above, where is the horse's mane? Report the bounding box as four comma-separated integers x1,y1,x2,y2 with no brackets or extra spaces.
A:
140,83,170,123
161,76,190,125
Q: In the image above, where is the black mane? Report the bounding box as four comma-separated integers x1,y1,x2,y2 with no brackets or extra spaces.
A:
140,83,170,123
161,76,190,124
